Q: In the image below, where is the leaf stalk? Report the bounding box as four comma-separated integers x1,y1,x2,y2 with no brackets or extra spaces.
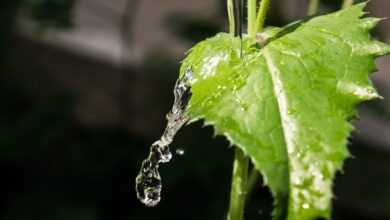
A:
307,0,319,16
255,0,271,33
248,0,257,37
342,0,353,9
228,148,249,220
228,0,235,35
246,168,260,202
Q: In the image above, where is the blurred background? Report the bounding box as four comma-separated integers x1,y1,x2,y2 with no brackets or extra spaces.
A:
0,0,389,219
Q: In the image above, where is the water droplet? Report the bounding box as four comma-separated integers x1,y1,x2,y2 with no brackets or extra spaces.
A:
234,97,248,111
135,68,192,207
176,148,185,155
240,103,248,111
287,108,296,115
293,177,302,186
135,161,162,207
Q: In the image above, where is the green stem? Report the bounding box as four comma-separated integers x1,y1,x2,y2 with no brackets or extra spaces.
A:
307,0,319,16
228,148,249,220
255,0,271,34
246,168,259,202
227,0,235,35
342,0,353,9
248,0,257,37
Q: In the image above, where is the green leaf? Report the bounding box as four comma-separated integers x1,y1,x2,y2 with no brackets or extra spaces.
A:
180,3,390,220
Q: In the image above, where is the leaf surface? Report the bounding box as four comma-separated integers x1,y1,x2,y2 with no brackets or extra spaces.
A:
180,4,390,220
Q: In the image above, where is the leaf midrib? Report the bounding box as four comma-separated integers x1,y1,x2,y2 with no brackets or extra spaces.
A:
263,48,295,218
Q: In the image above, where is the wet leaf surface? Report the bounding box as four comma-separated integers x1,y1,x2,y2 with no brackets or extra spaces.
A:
180,4,390,220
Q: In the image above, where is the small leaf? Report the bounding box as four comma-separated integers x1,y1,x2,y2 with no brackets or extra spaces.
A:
180,3,390,220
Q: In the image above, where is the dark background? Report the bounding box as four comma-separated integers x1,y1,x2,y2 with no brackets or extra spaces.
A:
0,0,389,219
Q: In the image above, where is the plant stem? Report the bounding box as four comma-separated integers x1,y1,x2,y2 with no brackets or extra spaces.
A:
307,0,319,16
227,0,235,35
228,148,249,220
246,168,259,202
255,0,271,34
248,0,257,37
342,0,353,9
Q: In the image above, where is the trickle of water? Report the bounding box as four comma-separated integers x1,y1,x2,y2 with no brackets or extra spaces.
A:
135,68,193,207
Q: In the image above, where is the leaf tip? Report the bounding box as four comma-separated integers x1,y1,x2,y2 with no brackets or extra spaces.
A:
336,2,367,19
371,41,390,57
338,81,380,101
354,41,390,57
359,17,381,30
355,1,369,10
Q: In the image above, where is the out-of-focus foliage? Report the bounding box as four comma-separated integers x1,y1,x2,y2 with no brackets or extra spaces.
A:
0,0,75,61
24,0,76,29
165,14,222,42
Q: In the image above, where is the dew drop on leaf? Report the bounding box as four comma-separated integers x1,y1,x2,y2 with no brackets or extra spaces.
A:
135,68,193,207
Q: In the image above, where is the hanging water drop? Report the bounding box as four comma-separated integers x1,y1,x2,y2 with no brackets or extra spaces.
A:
135,161,162,207
135,68,193,207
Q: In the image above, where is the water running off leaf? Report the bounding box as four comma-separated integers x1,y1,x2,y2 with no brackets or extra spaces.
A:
179,4,390,220
135,69,192,207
